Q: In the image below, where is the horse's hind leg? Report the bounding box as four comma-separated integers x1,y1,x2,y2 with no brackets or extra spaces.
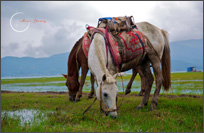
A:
137,60,154,109
125,68,138,95
148,53,163,111
75,65,89,102
88,73,95,98
137,66,146,96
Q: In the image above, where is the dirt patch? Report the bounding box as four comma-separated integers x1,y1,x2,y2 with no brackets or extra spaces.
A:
1,90,202,98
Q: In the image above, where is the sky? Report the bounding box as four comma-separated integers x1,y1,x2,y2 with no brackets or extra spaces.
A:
1,1,203,58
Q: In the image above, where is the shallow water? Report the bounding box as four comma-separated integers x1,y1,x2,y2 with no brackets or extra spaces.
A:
1,84,68,92
1,79,203,95
1,109,45,126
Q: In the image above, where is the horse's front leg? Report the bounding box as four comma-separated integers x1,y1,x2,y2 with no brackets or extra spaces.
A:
125,68,137,95
88,73,95,98
75,65,88,102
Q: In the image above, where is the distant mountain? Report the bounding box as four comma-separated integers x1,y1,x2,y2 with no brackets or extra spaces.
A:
1,52,69,77
1,39,203,77
170,39,203,71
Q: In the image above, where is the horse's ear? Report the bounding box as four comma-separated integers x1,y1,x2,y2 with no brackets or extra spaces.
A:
62,74,68,79
102,74,106,81
113,73,118,79
113,72,126,79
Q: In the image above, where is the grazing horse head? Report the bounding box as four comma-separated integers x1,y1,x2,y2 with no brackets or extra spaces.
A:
62,74,80,101
96,73,119,118
88,32,121,118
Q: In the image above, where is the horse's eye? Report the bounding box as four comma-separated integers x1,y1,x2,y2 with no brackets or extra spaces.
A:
103,92,108,97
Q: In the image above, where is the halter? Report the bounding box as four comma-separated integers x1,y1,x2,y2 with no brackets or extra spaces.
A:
83,81,124,116
99,82,120,115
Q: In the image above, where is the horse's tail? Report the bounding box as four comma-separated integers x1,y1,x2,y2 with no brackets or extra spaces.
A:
161,29,171,91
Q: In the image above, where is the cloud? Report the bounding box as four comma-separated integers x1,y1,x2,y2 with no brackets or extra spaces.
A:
1,42,19,56
1,1,203,58
24,23,84,57
148,1,203,41
1,1,102,58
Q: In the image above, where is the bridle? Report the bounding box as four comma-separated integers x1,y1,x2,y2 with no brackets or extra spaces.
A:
83,75,125,116
99,82,122,115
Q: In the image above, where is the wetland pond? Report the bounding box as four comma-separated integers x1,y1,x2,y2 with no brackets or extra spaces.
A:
1,79,203,95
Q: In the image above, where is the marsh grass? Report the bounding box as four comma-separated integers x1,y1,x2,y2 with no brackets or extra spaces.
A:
1,72,203,132
1,72,203,95
2,72,203,84
1,92,203,132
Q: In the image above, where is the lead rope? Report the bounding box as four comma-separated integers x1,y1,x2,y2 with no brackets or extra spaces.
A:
83,82,102,116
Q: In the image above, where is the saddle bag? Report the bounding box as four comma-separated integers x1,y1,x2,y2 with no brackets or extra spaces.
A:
97,16,136,32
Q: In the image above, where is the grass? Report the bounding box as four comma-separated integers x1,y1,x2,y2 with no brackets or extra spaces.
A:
2,72,203,84
1,92,203,132
1,77,65,84
1,72,203,132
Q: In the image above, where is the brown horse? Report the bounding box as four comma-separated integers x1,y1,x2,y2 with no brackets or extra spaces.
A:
62,37,94,101
62,36,145,101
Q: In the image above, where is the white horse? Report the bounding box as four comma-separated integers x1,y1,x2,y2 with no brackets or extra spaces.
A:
88,22,170,118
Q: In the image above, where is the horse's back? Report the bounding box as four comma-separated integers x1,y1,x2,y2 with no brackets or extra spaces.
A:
136,22,165,59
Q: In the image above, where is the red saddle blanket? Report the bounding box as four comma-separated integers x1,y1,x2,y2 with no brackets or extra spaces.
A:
82,27,147,65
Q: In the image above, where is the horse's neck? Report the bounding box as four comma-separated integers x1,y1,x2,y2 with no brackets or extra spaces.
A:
67,37,83,78
88,33,116,83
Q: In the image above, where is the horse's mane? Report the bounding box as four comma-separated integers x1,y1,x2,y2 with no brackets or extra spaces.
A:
67,36,84,76
69,36,83,56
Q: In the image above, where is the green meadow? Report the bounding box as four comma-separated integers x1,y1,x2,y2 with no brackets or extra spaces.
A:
1,72,203,132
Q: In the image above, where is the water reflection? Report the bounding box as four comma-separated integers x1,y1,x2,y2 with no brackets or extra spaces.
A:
1,109,44,126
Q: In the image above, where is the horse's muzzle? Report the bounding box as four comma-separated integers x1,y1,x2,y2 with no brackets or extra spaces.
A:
69,95,76,102
107,111,117,119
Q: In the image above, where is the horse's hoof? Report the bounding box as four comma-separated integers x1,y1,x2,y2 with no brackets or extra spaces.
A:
149,105,157,111
69,96,75,102
125,89,131,95
69,99,75,102
137,93,143,96
137,106,143,110
75,98,80,102
88,95,93,99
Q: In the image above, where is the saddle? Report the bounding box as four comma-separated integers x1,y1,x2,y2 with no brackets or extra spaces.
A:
82,16,147,69
82,26,147,66
97,16,137,33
